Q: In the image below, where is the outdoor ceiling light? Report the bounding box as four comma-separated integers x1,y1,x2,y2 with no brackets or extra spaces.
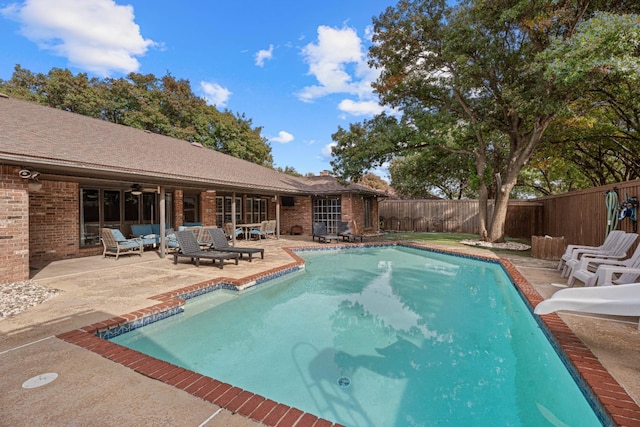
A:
130,184,143,196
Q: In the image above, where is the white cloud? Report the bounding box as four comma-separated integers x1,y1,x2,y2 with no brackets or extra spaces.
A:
270,131,294,144
338,99,385,116
321,142,336,159
255,44,274,67
1,0,155,76
200,81,232,107
297,24,383,122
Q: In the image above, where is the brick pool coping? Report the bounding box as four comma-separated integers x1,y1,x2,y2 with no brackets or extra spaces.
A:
56,242,640,426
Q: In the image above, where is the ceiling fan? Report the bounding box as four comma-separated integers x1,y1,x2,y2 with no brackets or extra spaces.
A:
130,184,159,195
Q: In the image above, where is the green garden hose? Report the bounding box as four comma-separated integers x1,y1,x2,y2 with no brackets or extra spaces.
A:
605,189,619,237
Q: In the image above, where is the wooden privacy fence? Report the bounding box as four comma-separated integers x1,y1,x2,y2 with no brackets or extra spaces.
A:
380,179,640,246
540,181,640,247
379,199,543,239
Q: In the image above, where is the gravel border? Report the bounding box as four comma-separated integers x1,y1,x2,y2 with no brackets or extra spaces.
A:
0,281,60,319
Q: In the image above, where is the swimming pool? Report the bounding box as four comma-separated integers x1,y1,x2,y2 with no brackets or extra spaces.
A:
111,245,605,426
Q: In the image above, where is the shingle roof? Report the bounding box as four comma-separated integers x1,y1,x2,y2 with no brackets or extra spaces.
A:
0,95,382,196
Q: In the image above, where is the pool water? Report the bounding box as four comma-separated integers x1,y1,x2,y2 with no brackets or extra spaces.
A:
112,246,603,426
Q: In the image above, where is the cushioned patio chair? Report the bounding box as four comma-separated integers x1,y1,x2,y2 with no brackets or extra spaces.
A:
173,230,239,268
208,228,265,262
312,222,338,243
338,221,364,242
223,222,243,239
100,228,143,259
249,221,267,240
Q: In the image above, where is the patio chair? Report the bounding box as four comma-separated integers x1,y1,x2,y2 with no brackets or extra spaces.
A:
223,222,243,239
208,228,264,262
264,220,277,238
557,230,625,272
173,230,239,268
312,222,338,243
338,221,364,242
559,230,631,277
568,243,640,287
249,221,268,240
196,226,218,247
562,232,637,278
100,228,143,259
592,262,640,287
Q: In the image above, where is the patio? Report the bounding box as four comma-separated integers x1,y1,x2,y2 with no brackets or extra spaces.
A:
1,236,640,426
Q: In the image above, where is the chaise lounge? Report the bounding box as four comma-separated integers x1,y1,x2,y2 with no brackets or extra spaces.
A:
338,221,364,242
312,222,338,243
208,228,265,262
173,230,239,268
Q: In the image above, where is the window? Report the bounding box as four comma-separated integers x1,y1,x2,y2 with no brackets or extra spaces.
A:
246,197,267,223
124,192,139,222
183,195,198,223
79,188,171,248
364,197,372,228
142,193,157,222
313,197,341,233
80,189,100,247
216,196,242,227
103,190,121,227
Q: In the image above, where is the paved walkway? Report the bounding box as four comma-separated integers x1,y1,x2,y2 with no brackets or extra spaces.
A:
1,237,640,426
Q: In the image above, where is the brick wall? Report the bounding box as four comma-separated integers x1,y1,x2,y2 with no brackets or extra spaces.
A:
0,165,30,282
29,180,82,264
173,190,183,228
200,191,216,226
280,196,312,235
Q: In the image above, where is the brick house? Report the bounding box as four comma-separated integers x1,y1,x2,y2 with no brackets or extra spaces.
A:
0,95,383,282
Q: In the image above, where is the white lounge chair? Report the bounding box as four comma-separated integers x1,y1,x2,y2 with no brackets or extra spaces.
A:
560,231,634,277
534,282,640,329
592,263,640,287
568,243,640,287
557,230,625,273
562,232,637,279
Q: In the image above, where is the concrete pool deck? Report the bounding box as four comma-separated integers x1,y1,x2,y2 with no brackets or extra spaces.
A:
1,236,640,426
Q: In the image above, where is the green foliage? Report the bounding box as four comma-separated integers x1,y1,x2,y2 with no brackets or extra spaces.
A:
330,0,640,242
275,165,303,177
0,65,273,167
358,173,390,191
390,150,476,199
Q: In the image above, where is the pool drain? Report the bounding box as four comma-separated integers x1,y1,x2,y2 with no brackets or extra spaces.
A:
337,376,351,388
22,373,58,389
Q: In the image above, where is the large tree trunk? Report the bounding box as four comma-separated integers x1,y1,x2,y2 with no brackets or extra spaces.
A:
487,173,518,243
474,146,489,240
486,122,551,242
477,180,489,240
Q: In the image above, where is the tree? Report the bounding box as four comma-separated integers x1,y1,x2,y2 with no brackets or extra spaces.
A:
275,166,303,176
535,13,640,186
389,150,476,199
0,65,273,166
331,0,639,242
358,173,391,192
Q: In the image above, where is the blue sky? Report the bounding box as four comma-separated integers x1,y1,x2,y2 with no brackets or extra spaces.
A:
0,0,396,177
